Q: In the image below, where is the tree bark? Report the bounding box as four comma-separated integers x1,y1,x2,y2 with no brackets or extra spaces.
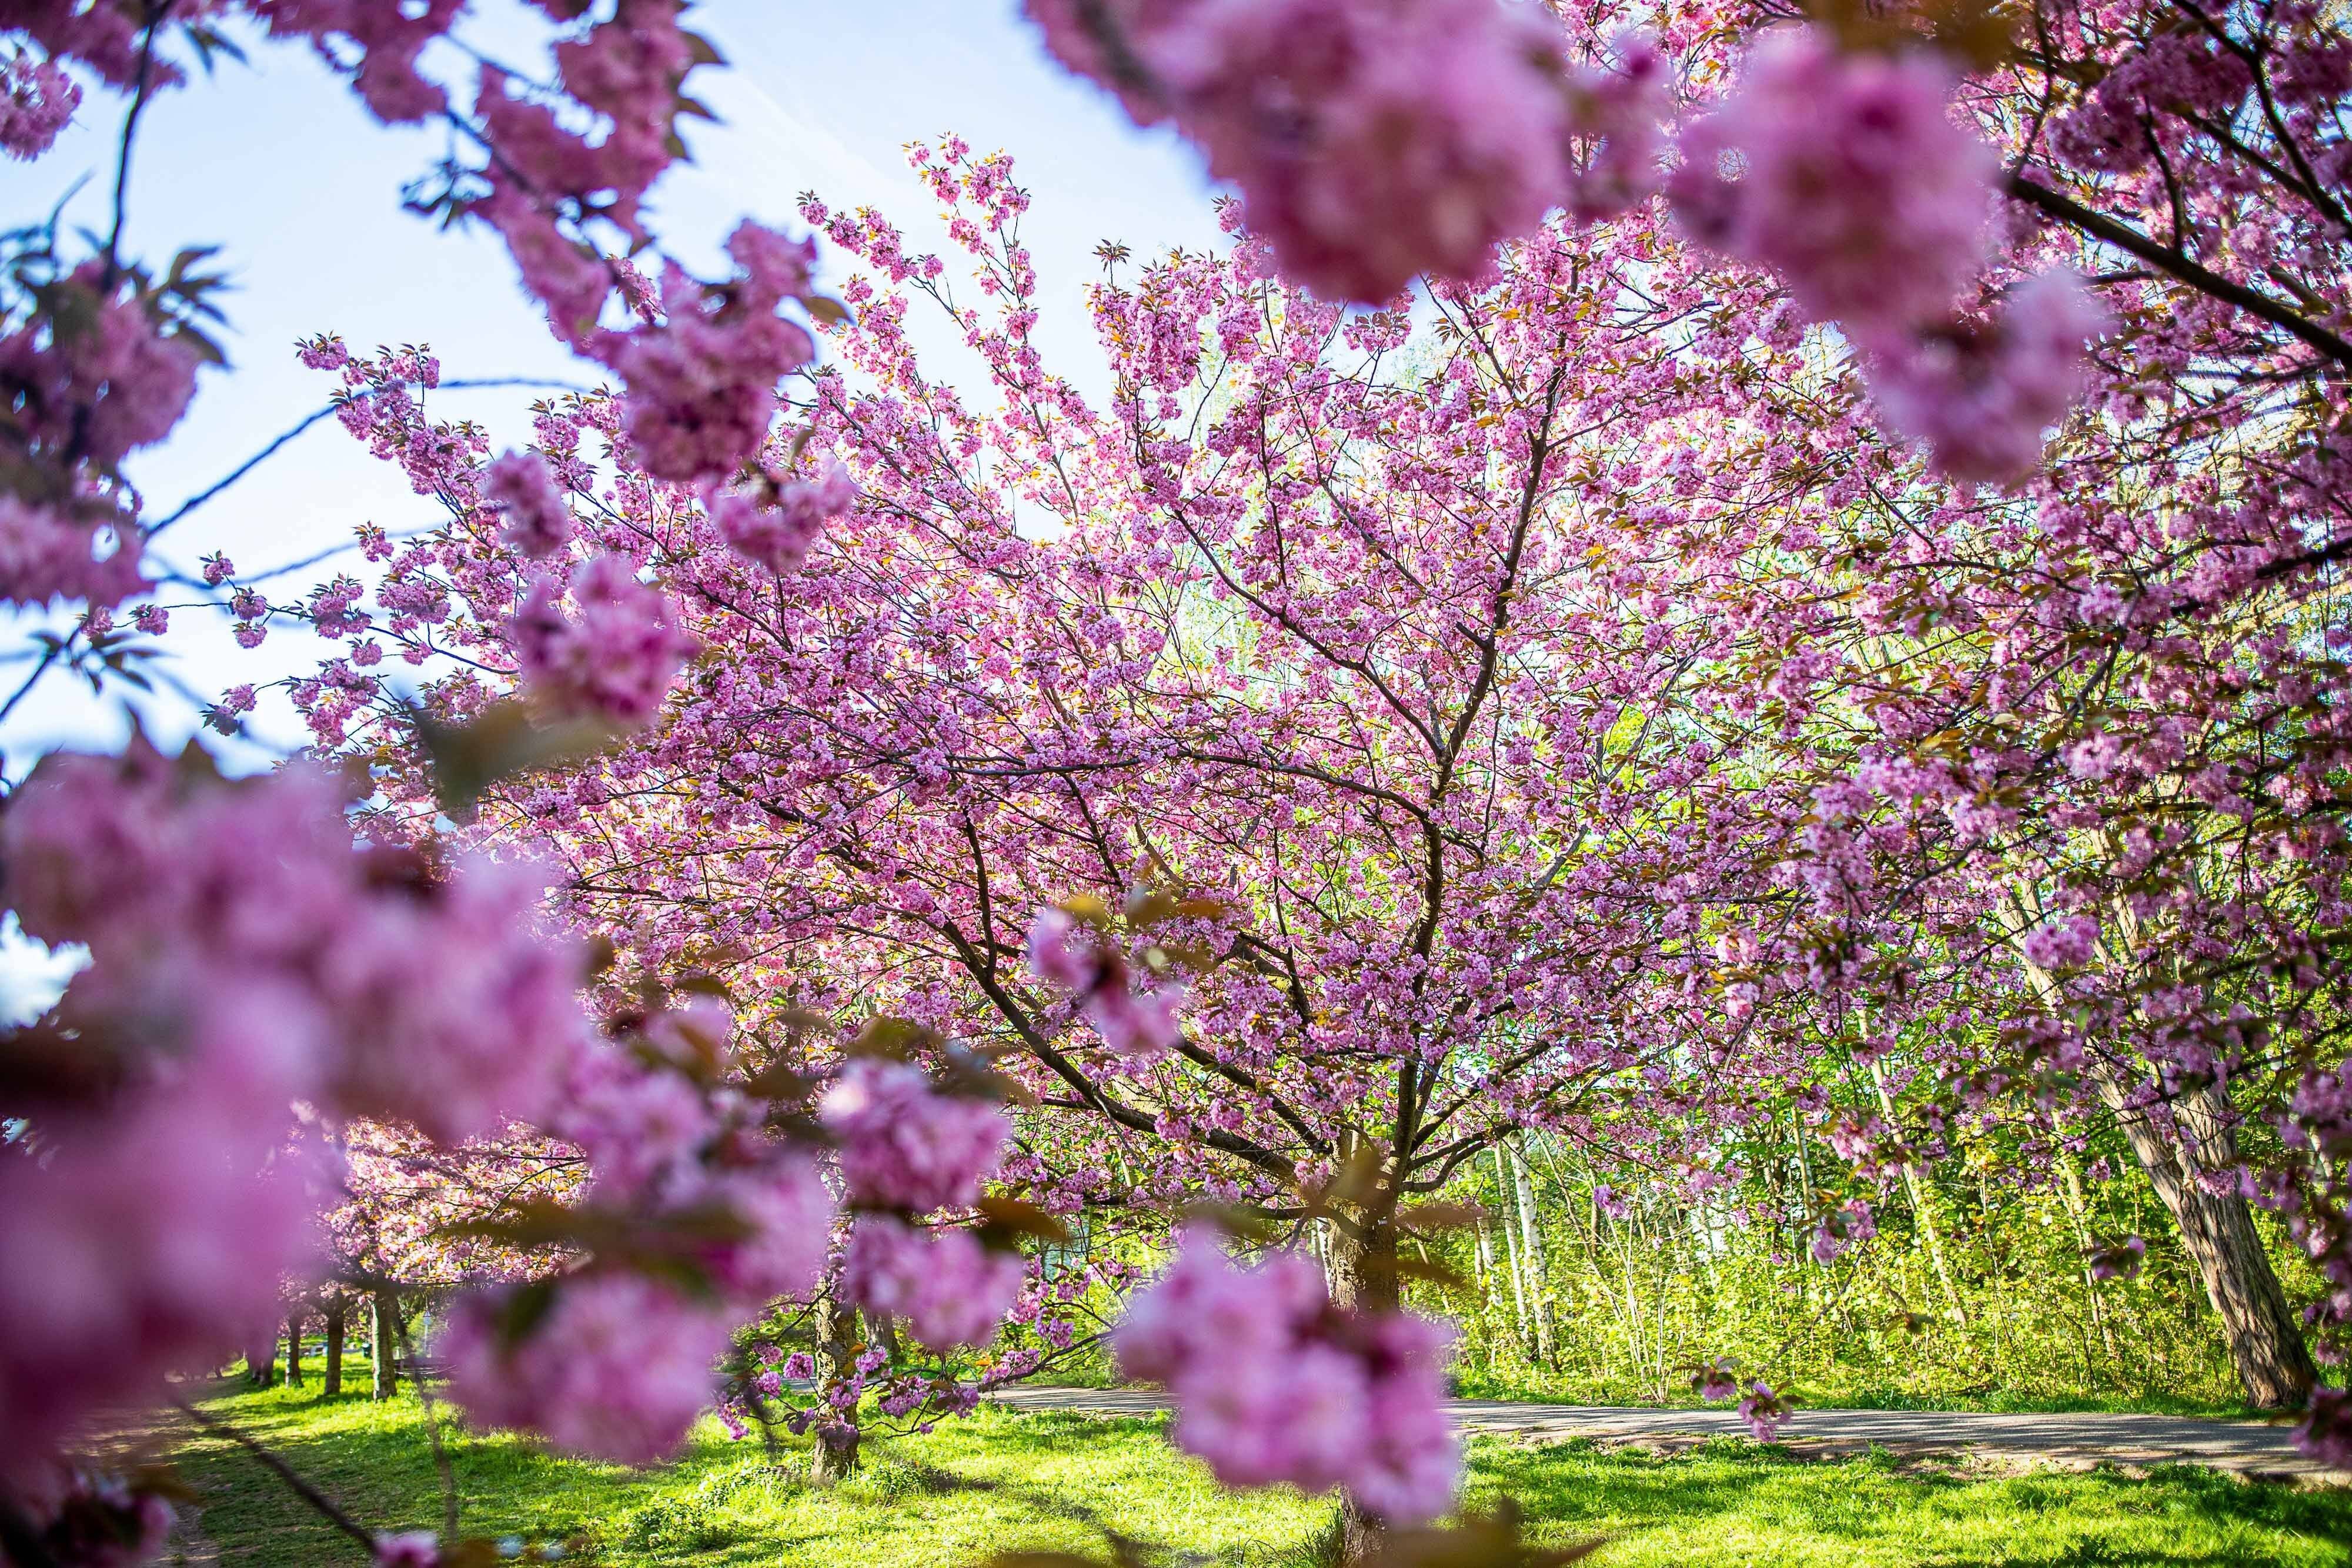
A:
370,1290,402,1401
2057,1155,2121,1373
284,1310,305,1388
1869,1056,1968,1327
323,1303,347,1398
1324,1214,1401,1566
1491,1148,1530,1356
1509,1145,1557,1368
245,1334,276,1388
2011,885,2316,1408
808,1285,862,1485
2092,1066,2315,1407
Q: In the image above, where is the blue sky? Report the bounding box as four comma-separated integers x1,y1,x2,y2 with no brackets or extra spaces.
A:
0,0,1232,1016
0,0,1227,761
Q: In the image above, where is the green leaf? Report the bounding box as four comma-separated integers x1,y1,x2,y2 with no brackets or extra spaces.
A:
409,697,619,819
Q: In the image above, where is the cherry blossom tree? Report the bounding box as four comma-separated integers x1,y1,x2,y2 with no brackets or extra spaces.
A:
271,136,1880,1547
1675,0,2352,1425
9,0,2352,1562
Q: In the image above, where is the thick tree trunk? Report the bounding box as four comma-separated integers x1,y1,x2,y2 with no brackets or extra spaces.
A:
245,1335,276,1388
370,1290,402,1401
1324,1215,1400,1566
2093,1067,2314,1407
323,1304,347,1397
284,1310,305,1388
808,1286,861,1485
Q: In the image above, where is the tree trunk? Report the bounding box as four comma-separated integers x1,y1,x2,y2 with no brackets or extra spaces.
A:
1491,1148,1530,1356
2092,1066,2314,1407
1324,1215,1401,1566
370,1290,402,1401
245,1333,277,1388
284,1309,305,1388
323,1303,348,1397
1509,1146,1557,1368
2010,885,2316,1408
1869,1057,1968,1326
808,1285,861,1485
2057,1155,2121,1373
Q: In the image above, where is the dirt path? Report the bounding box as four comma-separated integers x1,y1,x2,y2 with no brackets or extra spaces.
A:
986,1386,2332,1479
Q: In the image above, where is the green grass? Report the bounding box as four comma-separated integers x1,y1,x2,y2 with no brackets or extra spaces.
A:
165,1380,2352,1568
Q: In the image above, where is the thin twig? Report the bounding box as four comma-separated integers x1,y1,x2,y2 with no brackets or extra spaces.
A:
0,644,61,726
170,1396,380,1557
103,0,167,285
145,377,588,541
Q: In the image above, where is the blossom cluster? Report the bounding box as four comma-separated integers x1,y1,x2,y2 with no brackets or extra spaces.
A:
821,1057,1009,1212
1,51,77,160
1027,0,1589,302
821,1058,1025,1349
0,740,586,1473
440,1001,837,1465
509,553,701,730
1664,26,2097,480
1025,907,1187,1058
0,263,200,606
1114,1236,1459,1523
703,458,858,576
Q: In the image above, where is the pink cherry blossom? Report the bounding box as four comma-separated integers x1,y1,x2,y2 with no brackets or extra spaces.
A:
1863,270,2108,484
1670,28,1996,337
0,1074,322,1478
612,223,820,483
372,1532,442,1568
2052,29,2253,173
440,1272,733,1466
509,553,700,728
1809,1199,1876,1264
1563,31,1672,223
2300,1387,2352,1470
0,262,201,469
1,52,79,159
0,496,146,609
1738,1382,1796,1442
312,850,587,1145
2,744,587,1151
697,1161,836,1306
1024,908,1187,1058
6,1466,178,1568
1027,0,1573,302
482,449,575,559
820,1058,1008,1212
703,459,855,575
2087,1235,2146,1282
554,1044,717,1201
2021,912,2101,972
841,1217,1024,1350
1114,1239,1328,1386
1115,1236,1460,1522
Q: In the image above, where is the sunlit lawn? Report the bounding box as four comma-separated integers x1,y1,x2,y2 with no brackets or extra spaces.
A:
164,1379,2352,1568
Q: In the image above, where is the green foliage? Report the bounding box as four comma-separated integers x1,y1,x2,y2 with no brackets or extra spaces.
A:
165,1380,2352,1568
1423,1126,2307,1415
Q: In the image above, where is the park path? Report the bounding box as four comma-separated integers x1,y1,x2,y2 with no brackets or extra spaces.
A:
986,1386,2334,1479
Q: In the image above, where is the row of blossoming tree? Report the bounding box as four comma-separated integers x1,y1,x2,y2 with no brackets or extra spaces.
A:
4,0,2351,1564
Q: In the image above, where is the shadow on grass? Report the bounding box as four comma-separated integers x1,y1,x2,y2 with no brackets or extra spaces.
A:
169,1385,2352,1568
